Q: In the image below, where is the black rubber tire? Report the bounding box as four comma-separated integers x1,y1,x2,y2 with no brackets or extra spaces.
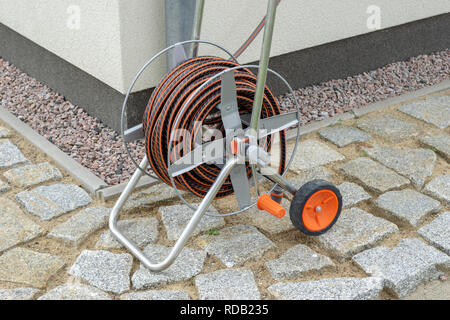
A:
289,179,342,236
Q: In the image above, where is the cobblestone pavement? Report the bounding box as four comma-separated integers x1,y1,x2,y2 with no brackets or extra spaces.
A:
0,90,448,300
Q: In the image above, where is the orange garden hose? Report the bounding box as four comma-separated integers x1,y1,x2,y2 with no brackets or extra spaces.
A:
142,56,287,199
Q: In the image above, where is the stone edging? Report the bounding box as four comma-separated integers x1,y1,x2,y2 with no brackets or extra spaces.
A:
0,107,108,194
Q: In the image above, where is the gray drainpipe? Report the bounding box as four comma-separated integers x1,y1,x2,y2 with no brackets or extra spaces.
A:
165,0,197,70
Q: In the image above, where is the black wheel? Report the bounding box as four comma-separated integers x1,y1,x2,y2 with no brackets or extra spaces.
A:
289,179,342,236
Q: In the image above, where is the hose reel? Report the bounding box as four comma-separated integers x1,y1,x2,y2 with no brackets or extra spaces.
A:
121,40,301,215
143,56,287,200
111,0,342,272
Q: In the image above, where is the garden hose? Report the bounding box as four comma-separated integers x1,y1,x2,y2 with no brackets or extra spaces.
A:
142,56,287,199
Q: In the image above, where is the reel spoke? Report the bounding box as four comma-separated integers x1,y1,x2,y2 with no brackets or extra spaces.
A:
169,138,226,177
239,111,298,139
219,70,252,209
258,111,298,138
123,124,144,143
229,162,252,209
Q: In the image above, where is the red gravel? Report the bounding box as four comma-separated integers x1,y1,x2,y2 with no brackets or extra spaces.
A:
1,49,449,185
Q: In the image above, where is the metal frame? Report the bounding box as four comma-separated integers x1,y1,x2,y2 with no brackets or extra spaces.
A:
110,0,290,272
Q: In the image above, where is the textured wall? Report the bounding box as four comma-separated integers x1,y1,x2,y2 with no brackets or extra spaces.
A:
1,0,449,94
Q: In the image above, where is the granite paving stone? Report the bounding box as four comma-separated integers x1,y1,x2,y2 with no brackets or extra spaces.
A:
160,204,225,241
48,207,110,247
291,167,333,187
0,248,65,288
319,125,371,147
375,189,441,227
0,127,11,138
15,184,92,221
290,140,345,172
268,277,384,300
37,283,112,300
265,244,334,280
418,212,450,255
0,179,10,194
95,217,159,249
398,95,450,129
352,238,450,297
195,269,261,300
240,200,295,235
3,162,62,188
317,208,398,259
124,183,182,210
120,290,190,300
197,225,276,267
0,198,44,253
357,115,421,142
420,133,450,161
132,244,206,289
337,182,371,208
0,140,29,169
0,288,41,300
364,145,436,189
341,157,409,193
69,250,133,294
423,175,450,206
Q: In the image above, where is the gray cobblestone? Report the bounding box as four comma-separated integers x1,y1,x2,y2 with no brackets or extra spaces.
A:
341,157,409,193
0,248,65,289
398,95,450,129
317,208,398,259
0,288,41,300
268,277,384,300
197,225,276,267
364,145,436,189
418,212,450,255
69,250,133,294
319,125,371,147
420,133,450,161
375,189,441,227
160,204,225,241
423,175,450,206
38,283,112,300
3,162,62,188
290,140,345,172
120,290,190,300
265,244,334,280
48,207,110,247
195,269,260,300
337,182,371,208
132,244,206,289
95,217,159,249
124,183,181,210
357,115,421,142
352,238,450,297
15,184,92,221
0,140,29,169
0,197,44,253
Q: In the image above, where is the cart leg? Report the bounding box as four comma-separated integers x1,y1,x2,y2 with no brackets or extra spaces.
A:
109,157,238,272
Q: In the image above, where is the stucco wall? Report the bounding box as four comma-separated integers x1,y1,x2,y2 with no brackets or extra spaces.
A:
1,0,449,94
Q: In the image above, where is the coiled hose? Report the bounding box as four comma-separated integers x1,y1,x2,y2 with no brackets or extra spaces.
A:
142,56,287,199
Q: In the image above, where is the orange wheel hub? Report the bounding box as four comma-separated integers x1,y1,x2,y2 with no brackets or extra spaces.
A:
302,189,339,232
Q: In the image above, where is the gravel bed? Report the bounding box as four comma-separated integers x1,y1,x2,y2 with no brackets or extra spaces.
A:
277,49,449,123
1,50,449,185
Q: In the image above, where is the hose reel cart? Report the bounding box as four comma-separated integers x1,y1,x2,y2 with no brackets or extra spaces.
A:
110,0,343,272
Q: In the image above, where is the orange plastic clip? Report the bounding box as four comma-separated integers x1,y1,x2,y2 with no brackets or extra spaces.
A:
257,194,286,218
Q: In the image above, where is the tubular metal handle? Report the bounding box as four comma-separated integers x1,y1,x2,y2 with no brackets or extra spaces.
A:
109,157,238,272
